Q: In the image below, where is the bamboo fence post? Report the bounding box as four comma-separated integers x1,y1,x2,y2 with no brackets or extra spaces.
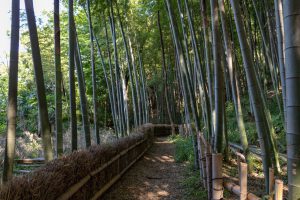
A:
237,153,241,174
212,153,223,200
206,143,212,199
269,168,275,199
274,179,283,200
239,162,247,200
200,134,207,188
197,132,207,188
224,181,261,200
196,134,202,182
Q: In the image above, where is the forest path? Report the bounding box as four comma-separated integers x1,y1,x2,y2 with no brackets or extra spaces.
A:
102,137,186,200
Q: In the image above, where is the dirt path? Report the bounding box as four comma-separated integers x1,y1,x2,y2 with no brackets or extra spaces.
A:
102,137,186,200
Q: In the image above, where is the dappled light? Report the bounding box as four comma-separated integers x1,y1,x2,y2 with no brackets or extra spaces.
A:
0,0,299,199
102,137,186,200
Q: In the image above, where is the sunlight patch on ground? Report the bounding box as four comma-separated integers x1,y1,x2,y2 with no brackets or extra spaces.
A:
144,156,156,162
153,154,174,163
143,181,150,186
157,190,169,196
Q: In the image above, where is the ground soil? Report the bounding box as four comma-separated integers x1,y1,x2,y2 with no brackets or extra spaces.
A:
102,137,186,200
102,136,288,200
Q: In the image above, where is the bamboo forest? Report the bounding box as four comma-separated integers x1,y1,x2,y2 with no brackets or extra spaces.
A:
0,0,299,199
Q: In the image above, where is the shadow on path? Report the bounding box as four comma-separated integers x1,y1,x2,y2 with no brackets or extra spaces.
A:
102,137,185,200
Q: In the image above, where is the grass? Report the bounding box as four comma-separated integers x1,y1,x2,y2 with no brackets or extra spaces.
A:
170,135,207,199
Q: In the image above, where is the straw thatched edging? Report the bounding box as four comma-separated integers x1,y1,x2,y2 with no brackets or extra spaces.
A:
91,145,150,200
57,137,149,200
0,123,155,200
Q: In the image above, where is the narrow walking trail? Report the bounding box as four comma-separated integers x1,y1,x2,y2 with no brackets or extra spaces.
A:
102,137,186,200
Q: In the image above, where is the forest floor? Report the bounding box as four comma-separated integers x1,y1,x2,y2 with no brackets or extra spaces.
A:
102,137,188,200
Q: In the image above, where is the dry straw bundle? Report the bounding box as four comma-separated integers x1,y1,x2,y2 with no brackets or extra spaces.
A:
0,124,154,200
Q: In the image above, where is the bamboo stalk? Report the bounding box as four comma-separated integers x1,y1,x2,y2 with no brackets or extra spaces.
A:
224,181,261,200
236,152,246,163
197,132,206,188
274,179,283,200
206,144,212,199
269,168,275,199
224,181,240,195
239,162,247,200
212,153,223,200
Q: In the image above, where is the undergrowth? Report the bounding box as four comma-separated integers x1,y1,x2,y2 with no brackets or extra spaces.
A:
170,135,207,199
226,95,285,153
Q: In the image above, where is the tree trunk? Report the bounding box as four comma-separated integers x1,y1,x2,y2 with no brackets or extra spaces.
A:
200,0,214,115
165,0,200,132
128,36,142,126
68,0,77,151
184,0,212,139
108,0,126,135
218,0,249,161
274,0,286,125
2,0,20,183
54,0,63,157
104,17,120,136
138,50,149,123
283,1,300,198
94,30,117,134
117,8,138,129
74,30,91,149
157,11,175,134
25,0,53,161
165,0,200,169
230,0,273,192
210,0,224,153
86,0,98,145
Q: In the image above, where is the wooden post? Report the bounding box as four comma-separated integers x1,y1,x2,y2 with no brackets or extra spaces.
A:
212,153,223,200
239,162,247,200
269,168,275,199
274,179,283,200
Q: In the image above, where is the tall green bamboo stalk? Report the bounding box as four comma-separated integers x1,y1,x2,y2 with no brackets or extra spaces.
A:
230,0,273,192
54,0,63,157
74,30,91,148
86,0,99,145
25,0,53,161
2,0,20,183
210,0,224,153
68,0,77,151
283,1,300,198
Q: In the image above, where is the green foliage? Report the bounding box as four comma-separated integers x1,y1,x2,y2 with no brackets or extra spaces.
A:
226,93,285,151
181,169,207,200
0,67,8,135
170,135,194,164
171,135,207,199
